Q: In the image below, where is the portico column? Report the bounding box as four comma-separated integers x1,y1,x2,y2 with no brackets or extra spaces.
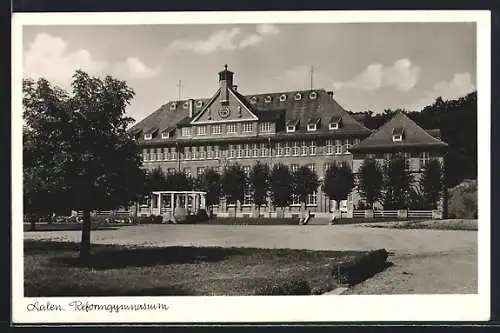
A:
185,193,188,210
171,193,175,210
157,193,162,213
194,194,199,213
200,194,206,209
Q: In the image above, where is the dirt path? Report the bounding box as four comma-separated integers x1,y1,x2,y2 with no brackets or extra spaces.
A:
23,224,477,294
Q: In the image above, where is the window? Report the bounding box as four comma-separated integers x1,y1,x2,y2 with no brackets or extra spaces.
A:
171,147,177,160
335,140,343,155
393,134,403,142
157,148,163,160
169,102,177,110
291,164,299,172
292,142,299,156
183,167,192,177
326,140,334,155
420,152,430,169
236,144,243,158
301,142,308,155
260,122,272,133
163,148,170,160
276,143,283,156
264,95,272,103
310,141,317,155
404,152,411,170
243,188,253,205
229,145,235,158
260,143,269,157
207,146,213,159
144,133,152,140
214,146,221,159
279,94,287,102
181,127,191,137
307,192,318,206
197,167,205,177
243,122,253,132
199,146,206,160
243,165,251,176
307,123,317,132
292,194,300,205
197,126,207,136
244,144,251,158
307,164,316,173
227,123,237,134
142,149,149,161
294,92,302,101
329,123,339,130
168,168,176,174
212,125,222,135
192,146,198,160
324,163,333,172
150,148,156,161
286,125,296,133
284,142,291,156
161,132,170,139
345,139,352,153
253,144,260,157
309,91,317,100
184,147,191,160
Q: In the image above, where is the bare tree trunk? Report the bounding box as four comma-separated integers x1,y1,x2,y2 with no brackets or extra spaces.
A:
80,209,91,260
30,216,36,231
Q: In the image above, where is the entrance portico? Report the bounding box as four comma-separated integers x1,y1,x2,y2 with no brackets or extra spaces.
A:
150,190,207,217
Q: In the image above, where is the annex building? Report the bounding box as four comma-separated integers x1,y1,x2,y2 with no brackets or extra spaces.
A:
129,66,448,218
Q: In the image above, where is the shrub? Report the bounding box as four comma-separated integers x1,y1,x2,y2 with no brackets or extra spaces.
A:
195,209,209,222
254,276,311,295
131,215,163,224
448,179,477,219
331,249,389,286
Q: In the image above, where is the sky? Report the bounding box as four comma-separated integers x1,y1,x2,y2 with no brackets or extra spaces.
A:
22,23,476,124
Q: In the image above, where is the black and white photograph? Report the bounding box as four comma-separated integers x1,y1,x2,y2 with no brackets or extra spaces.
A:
12,11,491,323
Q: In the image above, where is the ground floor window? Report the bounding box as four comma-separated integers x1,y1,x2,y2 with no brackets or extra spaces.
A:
307,191,318,206
243,189,253,205
292,194,300,205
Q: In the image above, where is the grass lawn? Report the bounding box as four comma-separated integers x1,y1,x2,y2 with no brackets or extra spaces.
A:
363,219,477,231
25,240,370,296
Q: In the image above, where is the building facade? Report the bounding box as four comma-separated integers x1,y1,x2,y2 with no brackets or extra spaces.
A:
129,66,447,217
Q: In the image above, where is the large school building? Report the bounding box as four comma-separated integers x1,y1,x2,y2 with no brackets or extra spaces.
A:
128,65,447,217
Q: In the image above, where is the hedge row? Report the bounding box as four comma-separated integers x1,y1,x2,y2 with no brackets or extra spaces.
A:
204,217,300,225
331,249,389,286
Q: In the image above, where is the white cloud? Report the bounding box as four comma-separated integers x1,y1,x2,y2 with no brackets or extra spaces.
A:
167,24,280,54
239,34,263,48
23,32,109,87
403,72,476,111
342,58,421,92
256,23,280,36
115,57,161,79
167,27,241,54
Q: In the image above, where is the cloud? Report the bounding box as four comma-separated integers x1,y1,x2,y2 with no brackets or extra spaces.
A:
339,58,422,92
167,27,241,54
239,34,263,48
115,57,161,79
23,32,109,87
167,24,280,54
403,72,476,111
256,23,280,36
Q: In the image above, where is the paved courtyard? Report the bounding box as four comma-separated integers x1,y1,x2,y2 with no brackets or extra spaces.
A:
24,224,478,294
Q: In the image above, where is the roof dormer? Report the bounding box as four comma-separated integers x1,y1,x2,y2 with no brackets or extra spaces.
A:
144,127,158,140
129,128,142,141
392,127,404,142
307,117,320,132
286,119,299,133
161,127,176,139
329,115,342,130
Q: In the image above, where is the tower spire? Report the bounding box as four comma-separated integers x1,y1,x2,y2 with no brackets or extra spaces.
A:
310,65,314,90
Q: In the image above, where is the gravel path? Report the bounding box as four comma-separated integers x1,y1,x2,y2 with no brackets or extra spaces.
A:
24,224,477,294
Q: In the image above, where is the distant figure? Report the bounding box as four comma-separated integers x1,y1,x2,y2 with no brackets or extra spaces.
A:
329,213,336,225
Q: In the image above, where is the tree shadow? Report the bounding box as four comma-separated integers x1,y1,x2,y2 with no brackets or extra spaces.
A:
51,246,246,270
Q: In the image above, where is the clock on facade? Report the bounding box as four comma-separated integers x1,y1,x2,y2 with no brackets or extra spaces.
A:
218,106,231,119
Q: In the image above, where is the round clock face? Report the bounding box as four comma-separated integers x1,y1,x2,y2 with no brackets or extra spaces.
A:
218,106,231,119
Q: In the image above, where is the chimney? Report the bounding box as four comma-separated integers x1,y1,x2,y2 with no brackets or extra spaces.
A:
327,91,334,99
232,85,238,91
188,99,195,118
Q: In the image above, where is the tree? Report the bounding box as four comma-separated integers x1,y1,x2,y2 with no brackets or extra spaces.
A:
420,158,443,209
198,168,221,217
322,162,354,213
292,166,320,217
23,71,146,260
383,155,414,209
221,164,247,217
145,167,168,192
164,170,194,191
249,162,270,217
269,164,293,215
357,158,384,209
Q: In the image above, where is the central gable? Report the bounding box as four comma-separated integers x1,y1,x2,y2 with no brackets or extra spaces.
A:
191,89,258,124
